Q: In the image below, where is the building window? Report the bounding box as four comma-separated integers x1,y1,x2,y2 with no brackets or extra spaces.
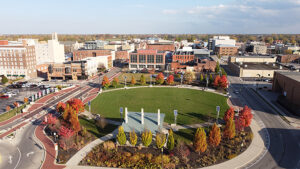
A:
139,65,146,68
147,65,154,68
156,55,163,63
130,64,137,68
139,55,146,63
147,55,154,63
130,54,137,63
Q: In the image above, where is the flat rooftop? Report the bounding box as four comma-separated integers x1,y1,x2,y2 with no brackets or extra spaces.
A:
234,62,288,70
277,71,300,83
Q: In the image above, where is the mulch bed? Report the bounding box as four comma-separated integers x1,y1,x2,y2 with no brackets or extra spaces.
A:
80,127,252,168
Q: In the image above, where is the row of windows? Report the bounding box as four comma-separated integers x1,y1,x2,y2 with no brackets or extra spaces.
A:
174,56,194,60
130,54,164,63
130,64,162,69
0,58,23,61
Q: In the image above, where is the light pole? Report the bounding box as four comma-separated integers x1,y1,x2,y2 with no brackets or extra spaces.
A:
150,74,152,87
124,76,127,88
256,74,260,91
206,75,209,90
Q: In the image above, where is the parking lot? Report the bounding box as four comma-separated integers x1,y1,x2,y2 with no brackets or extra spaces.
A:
0,86,43,114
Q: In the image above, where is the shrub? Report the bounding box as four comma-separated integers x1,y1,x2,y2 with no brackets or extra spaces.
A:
24,97,29,104
129,130,137,146
193,128,207,153
1,75,8,84
141,129,152,147
102,76,110,88
209,123,221,147
223,118,236,139
117,126,126,145
156,132,166,149
183,72,194,84
166,75,174,85
140,74,146,85
6,106,11,112
57,85,62,90
167,129,175,150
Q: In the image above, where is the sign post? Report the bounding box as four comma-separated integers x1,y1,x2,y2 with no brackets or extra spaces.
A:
124,76,127,88
88,101,91,112
150,75,152,87
180,75,183,86
174,110,178,125
206,75,209,89
216,106,220,124
120,107,123,119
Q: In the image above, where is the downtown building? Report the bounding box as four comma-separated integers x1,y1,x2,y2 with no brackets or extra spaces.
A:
0,40,37,79
129,49,166,70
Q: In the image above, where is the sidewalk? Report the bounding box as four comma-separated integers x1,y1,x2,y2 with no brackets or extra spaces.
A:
35,124,65,169
253,88,300,128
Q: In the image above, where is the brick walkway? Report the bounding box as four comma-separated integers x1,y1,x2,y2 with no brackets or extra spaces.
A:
35,124,65,169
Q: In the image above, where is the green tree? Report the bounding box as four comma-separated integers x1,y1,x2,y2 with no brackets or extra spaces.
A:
1,75,8,84
140,74,146,85
141,129,152,147
200,74,204,83
117,126,127,145
167,129,175,150
221,68,227,76
156,132,166,149
209,74,213,85
215,61,220,73
129,130,137,146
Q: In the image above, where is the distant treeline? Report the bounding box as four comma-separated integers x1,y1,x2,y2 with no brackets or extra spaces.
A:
0,34,299,44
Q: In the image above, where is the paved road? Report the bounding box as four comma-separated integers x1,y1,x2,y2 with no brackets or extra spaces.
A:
0,67,122,169
227,71,300,169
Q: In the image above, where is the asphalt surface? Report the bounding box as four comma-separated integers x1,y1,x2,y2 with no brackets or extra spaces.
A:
0,68,121,169
227,70,300,169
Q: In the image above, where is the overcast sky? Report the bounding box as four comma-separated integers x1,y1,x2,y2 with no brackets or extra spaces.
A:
1,0,300,34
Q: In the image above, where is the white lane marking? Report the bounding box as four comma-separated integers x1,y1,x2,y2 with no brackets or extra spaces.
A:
8,155,12,164
26,151,34,157
13,147,21,169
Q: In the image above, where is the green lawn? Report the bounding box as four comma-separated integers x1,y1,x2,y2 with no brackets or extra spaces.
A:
0,104,27,122
79,118,118,138
90,87,229,125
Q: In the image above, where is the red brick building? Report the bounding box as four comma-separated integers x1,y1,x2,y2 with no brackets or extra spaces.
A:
277,54,300,63
171,57,216,72
172,51,194,63
0,40,8,45
129,49,166,70
215,45,238,56
115,50,129,60
146,43,175,51
73,49,111,61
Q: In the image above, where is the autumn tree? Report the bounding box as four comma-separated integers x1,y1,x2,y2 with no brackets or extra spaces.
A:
24,97,29,104
67,98,84,114
213,75,221,88
13,102,19,108
235,116,245,132
219,75,228,89
167,129,175,150
140,74,146,85
183,72,194,84
131,76,136,85
56,102,66,114
193,128,207,153
223,118,236,139
59,126,75,151
209,123,221,147
6,106,11,112
112,77,119,88
156,72,164,85
141,129,152,147
239,105,253,127
223,107,235,122
44,114,58,125
166,75,174,85
1,75,8,84
102,76,110,88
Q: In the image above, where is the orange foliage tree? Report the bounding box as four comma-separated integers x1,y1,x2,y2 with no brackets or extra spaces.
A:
239,105,253,127
131,76,136,85
44,114,58,125
156,72,164,84
223,107,235,122
223,118,236,139
213,75,221,88
67,98,84,114
56,102,66,114
102,76,110,88
166,75,174,85
209,123,221,147
6,106,11,111
219,75,228,89
13,102,19,108
193,128,207,153
24,97,29,104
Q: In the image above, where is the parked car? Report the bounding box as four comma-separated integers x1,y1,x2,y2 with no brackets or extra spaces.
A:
0,95,9,98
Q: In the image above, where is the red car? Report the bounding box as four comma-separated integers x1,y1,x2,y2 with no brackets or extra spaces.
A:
0,95,9,98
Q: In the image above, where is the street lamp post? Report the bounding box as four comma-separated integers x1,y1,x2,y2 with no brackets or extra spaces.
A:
124,76,127,88
150,74,152,87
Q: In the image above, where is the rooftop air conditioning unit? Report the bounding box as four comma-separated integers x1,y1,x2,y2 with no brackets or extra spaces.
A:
244,64,248,68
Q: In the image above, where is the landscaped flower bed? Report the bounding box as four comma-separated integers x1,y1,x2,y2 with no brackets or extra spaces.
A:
80,127,252,168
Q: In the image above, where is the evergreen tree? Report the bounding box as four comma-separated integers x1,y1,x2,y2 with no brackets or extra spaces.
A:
215,61,220,73
140,74,146,85
167,129,175,150
193,128,207,153
209,123,221,147
117,126,127,145
223,118,236,139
